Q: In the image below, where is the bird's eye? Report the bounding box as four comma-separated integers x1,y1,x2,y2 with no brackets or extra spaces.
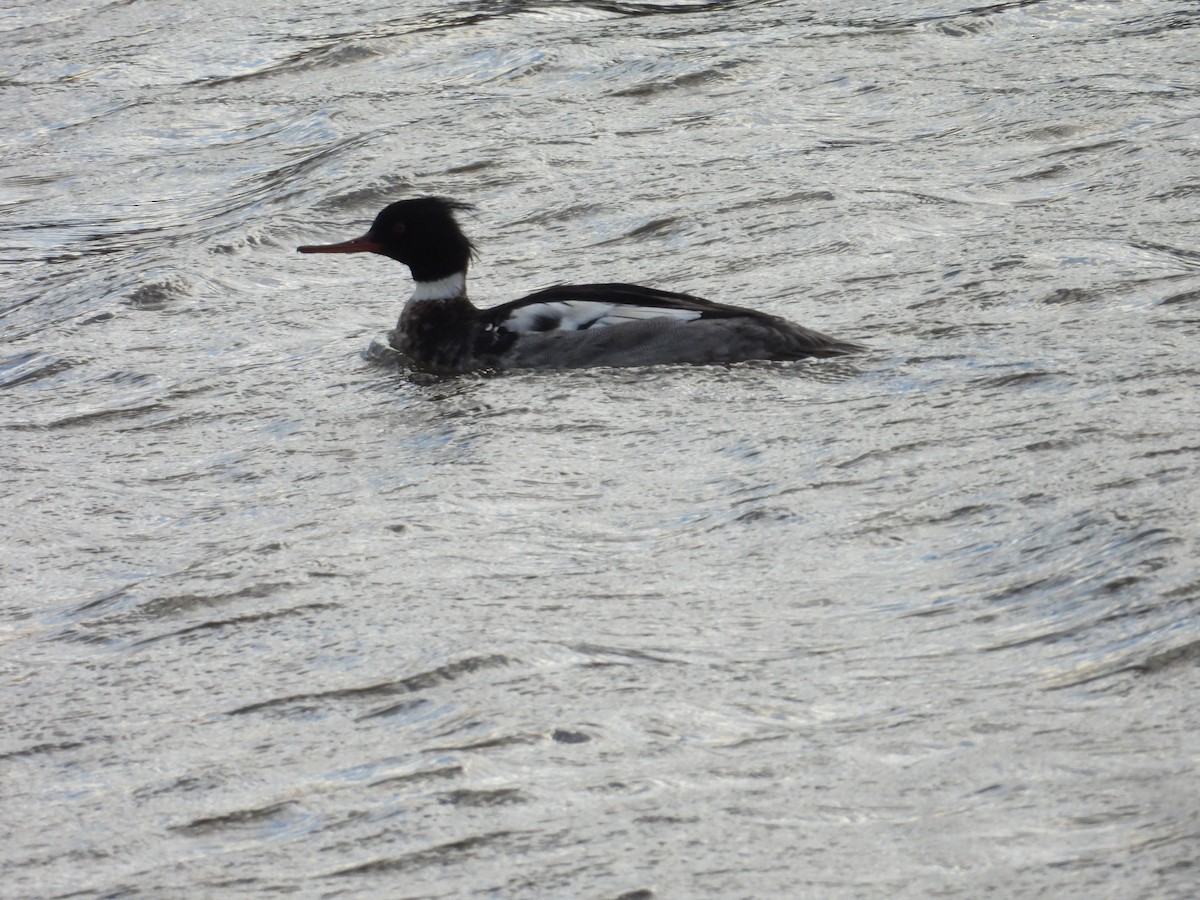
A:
392,222,406,236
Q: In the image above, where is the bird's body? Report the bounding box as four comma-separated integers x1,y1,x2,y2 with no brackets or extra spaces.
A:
298,197,862,374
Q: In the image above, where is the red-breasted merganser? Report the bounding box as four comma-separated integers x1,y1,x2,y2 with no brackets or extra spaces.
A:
298,197,863,374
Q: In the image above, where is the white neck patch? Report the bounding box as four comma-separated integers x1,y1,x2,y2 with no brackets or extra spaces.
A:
410,272,466,302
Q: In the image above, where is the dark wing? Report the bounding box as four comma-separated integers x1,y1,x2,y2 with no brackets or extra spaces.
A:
478,283,774,335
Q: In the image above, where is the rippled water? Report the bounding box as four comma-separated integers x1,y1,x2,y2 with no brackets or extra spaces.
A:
3,1,1199,897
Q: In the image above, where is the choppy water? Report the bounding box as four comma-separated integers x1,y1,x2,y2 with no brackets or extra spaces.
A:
3,1,1199,897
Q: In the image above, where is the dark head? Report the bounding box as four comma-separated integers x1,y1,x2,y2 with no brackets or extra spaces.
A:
297,197,475,282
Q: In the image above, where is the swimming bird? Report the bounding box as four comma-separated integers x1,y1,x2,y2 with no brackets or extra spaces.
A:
297,197,862,374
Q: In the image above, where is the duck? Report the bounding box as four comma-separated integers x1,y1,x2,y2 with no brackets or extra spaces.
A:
297,197,863,374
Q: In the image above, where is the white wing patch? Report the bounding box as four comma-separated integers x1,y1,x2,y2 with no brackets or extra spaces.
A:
502,300,702,333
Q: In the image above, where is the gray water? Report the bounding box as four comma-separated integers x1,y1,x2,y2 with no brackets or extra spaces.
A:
3,1,1199,897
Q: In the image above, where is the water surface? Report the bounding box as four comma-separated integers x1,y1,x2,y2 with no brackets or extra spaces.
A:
3,1,1199,897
